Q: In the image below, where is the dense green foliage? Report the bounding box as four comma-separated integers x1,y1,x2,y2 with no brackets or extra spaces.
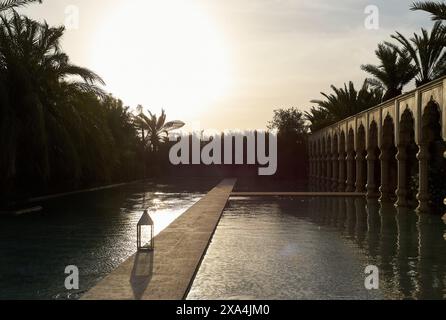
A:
361,43,417,101
267,108,309,178
0,9,150,200
268,108,308,137
305,81,383,132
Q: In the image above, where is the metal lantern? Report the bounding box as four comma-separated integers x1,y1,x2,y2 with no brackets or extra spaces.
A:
137,210,154,251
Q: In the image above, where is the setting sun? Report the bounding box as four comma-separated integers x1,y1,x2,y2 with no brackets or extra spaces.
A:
90,0,231,119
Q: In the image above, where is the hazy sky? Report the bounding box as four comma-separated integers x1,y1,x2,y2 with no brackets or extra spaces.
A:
22,0,432,130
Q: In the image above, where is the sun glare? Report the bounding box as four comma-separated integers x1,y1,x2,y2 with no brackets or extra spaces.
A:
90,0,231,120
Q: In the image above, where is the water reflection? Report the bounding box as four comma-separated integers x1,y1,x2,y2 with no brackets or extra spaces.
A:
188,197,446,300
308,198,446,299
0,178,216,300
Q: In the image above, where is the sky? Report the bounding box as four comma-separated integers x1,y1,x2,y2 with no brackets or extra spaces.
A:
21,0,433,130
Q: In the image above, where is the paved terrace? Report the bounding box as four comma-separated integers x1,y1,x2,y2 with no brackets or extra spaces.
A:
82,178,236,300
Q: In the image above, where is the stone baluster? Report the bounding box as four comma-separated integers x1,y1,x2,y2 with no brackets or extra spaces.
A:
417,143,430,212
379,148,392,202
332,153,339,191
338,151,346,192
326,153,332,191
366,148,379,198
346,150,356,192
396,145,408,207
355,151,366,193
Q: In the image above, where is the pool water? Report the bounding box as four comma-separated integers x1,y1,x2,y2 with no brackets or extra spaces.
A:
187,197,446,300
0,179,217,300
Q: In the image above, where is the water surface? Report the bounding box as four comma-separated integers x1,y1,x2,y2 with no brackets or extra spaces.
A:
188,197,446,300
0,179,217,300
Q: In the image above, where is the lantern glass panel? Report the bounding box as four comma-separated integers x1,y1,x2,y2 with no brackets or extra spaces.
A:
139,225,153,250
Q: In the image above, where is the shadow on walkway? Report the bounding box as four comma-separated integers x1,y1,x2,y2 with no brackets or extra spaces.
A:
130,251,154,300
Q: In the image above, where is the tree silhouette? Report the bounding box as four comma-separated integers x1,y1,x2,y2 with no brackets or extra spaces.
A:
134,109,185,152
390,21,446,86
411,1,446,21
361,43,417,101
0,0,41,12
306,80,383,133
0,12,135,197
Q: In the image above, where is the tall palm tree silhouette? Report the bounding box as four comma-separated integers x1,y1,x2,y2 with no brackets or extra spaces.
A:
134,109,185,152
0,12,104,183
311,80,383,122
361,43,417,101
306,80,383,132
391,21,446,87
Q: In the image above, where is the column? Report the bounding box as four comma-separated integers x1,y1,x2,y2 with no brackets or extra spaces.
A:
338,151,346,192
309,154,313,185
326,152,332,191
346,150,355,192
320,154,327,191
380,148,392,202
396,145,408,207
366,148,379,198
355,151,366,193
332,153,339,191
316,153,320,190
417,143,430,212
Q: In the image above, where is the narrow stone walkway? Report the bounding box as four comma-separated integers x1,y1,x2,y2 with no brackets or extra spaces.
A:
231,192,365,197
82,178,236,300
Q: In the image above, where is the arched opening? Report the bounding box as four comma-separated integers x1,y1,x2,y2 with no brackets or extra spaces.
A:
398,109,419,206
338,131,347,192
356,125,367,192
421,101,446,211
380,115,398,202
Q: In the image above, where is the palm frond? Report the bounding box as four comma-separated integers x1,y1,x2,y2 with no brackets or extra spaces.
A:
163,120,185,132
411,1,446,20
0,0,42,12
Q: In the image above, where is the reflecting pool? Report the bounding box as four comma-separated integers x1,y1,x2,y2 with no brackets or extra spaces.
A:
0,179,217,300
188,197,446,300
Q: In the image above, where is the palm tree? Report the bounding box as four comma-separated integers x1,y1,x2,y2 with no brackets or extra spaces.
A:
311,80,383,122
411,1,446,21
0,0,41,12
305,107,334,133
390,21,446,87
361,43,418,101
134,109,185,152
0,12,104,186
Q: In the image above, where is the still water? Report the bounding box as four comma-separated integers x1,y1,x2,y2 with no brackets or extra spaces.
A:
0,179,217,300
188,197,446,300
